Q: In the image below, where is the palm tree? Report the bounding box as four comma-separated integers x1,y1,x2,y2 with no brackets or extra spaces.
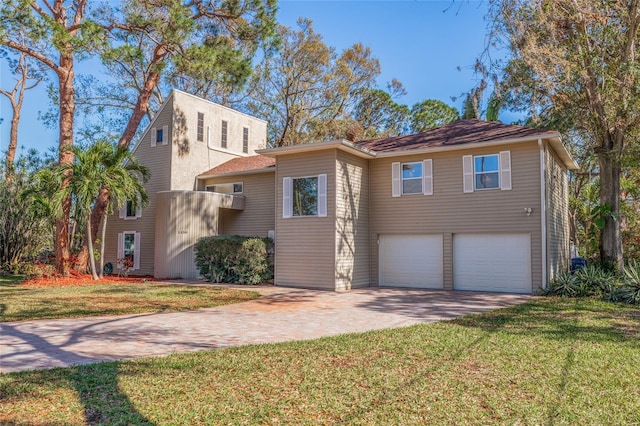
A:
56,141,150,279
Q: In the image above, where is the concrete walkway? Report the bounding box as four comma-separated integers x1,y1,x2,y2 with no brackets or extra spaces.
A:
0,285,530,373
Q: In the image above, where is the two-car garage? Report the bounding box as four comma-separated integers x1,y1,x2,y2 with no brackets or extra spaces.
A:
379,234,532,293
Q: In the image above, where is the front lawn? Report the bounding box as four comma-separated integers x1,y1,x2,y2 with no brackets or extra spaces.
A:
0,277,259,322
1,297,638,424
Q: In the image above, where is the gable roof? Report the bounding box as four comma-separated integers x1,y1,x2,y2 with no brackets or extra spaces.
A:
355,119,560,153
198,155,275,178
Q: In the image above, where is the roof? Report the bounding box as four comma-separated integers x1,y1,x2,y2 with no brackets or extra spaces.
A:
355,119,560,153
198,155,275,177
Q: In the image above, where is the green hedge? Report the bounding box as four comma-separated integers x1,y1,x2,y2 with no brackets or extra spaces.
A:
194,236,273,285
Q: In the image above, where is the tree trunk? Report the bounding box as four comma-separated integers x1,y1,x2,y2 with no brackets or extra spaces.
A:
6,112,19,169
99,213,107,278
54,55,76,276
598,153,623,270
86,216,98,280
76,68,163,271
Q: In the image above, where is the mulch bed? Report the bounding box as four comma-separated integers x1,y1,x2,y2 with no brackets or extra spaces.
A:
20,271,157,288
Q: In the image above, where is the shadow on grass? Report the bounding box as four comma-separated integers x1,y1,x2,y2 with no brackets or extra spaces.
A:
452,297,639,343
1,323,155,425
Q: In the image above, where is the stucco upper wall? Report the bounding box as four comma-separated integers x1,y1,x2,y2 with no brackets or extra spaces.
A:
201,171,276,237
275,150,337,289
169,90,268,190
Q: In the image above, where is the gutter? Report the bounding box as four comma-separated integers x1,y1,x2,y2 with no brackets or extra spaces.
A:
539,139,548,290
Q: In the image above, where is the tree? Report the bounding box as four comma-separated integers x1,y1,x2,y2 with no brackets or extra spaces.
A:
353,82,411,139
0,50,45,170
71,0,277,271
0,0,104,275
489,0,640,269
246,18,380,146
410,99,459,133
56,141,149,279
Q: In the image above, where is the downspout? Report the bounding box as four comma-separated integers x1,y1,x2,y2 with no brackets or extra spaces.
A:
538,139,548,290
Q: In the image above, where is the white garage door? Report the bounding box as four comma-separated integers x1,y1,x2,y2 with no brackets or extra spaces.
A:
379,235,443,289
454,234,531,293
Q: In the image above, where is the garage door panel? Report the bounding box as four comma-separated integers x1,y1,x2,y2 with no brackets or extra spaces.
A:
454,234,531,293
379,235,443,289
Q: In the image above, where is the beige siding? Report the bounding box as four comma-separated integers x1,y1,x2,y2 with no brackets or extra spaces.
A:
104,96,175,276
201,171,276,237
275,150,336,289
369,142,543,293
170,91,268,190
335,150,370,290
545,143,571,281
154,191,241,279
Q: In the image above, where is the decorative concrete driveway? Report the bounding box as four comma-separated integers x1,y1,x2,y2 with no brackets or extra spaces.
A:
0,285,530,373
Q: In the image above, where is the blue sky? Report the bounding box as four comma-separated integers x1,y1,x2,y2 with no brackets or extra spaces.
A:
0,0,499,156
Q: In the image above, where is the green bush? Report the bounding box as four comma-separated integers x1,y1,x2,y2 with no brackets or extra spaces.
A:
613,260,640,305
547,272,580,297
194,235,273,285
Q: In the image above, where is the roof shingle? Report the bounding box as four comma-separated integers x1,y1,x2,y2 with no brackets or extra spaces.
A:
199,155,275,177
355,119,558,153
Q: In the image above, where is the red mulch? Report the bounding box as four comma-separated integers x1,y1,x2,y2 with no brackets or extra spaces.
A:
20,271,157,288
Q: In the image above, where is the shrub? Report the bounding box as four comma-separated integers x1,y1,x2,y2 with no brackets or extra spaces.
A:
613,260,640,305
574,265,615,296
194,235,273,285
547,272,580,297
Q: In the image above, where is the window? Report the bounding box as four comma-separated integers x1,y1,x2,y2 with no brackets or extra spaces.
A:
150,125,168,147
462,151,511,193
283,174,327,218
221,120,228,148
117,231,140,271
391,160,433,197
120,199,141,220
197,112,204,142
474,154,500,190
243,127,249,153
402,162,423,194
205,182,243,194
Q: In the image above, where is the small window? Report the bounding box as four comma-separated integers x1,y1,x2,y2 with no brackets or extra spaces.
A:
117,231,140,271
125,200,136,218
242,127,249,153
221,120,228,148
205,182,243,194
402,162,423,194
474,154,500,190
156,128,163,144
197,112,204,142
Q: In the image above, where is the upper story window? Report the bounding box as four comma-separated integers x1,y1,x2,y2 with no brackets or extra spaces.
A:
156,128,163,144
150,125,168,147
221,120,228,148
120,199,141,220
402,162,423,194
125,200,136,218
243,127,249,153
282,175,327,218
205,182,243,194
474,154,500,190
462,151,511,193
391,160,433,197
197,112,204,142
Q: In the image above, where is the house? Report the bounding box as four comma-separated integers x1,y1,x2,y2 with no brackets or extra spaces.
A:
105,90,578,294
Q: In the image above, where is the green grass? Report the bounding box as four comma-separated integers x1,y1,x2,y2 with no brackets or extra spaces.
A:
0,277,259,322
1,297,638,425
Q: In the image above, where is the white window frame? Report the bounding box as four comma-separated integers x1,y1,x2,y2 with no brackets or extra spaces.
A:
282,174,327,218
117,231,140,271
391,160,433,197
119,199,142,220
462,151,511,193
474,154,500,191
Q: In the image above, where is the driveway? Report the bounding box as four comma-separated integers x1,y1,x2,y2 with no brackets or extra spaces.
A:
0,285,530,373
